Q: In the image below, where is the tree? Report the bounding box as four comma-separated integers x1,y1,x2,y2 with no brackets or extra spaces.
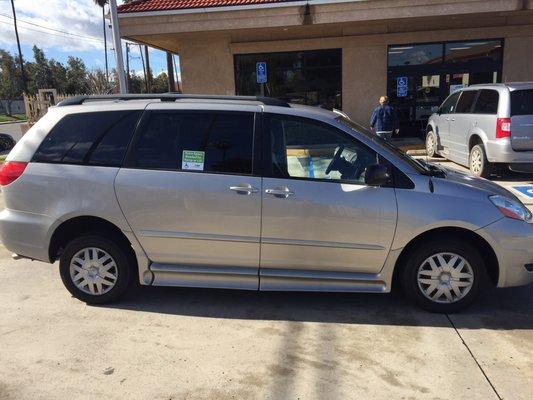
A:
65,57,89,94
0,50,23,115
152,72,169,93
87,69,114,94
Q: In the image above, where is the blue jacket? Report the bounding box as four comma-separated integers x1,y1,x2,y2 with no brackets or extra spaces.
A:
370,104,399,132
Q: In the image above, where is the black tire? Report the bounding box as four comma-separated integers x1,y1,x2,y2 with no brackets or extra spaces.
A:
425,131,440,158
469,144,492,178
59,234,131,304
401,239,483,313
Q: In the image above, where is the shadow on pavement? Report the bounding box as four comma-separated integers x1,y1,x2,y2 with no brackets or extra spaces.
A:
103,283,533,330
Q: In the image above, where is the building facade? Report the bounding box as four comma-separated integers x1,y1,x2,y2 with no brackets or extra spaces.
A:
118,0,533,137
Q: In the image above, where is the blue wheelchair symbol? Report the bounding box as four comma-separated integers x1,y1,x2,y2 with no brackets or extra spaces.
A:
513,186,533,199
256,62,267,84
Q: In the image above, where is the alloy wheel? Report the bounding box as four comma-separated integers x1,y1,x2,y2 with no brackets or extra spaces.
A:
470,148,483,175
69,247,118,296
426,133,436,157
417,252,474,304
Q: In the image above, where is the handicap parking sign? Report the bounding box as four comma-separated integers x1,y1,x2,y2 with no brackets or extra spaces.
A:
512,185,533,199
397,76,408,97
256,61,267,84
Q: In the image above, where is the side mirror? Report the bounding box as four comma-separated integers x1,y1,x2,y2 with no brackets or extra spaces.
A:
365,164,390,186
431,106,441,115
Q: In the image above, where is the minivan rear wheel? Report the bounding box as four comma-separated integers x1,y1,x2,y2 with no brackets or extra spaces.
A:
401,239,483,313
469,144,492,178
59,234,131,304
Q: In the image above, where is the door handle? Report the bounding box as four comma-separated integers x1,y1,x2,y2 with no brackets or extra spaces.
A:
229,184,259,195
265,187,294,199
450,118,455,121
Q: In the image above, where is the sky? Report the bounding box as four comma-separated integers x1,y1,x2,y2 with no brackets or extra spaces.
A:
0,0,179,79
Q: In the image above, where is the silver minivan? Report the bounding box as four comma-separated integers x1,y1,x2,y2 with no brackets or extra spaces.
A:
1,94,532,313
426,83,533,177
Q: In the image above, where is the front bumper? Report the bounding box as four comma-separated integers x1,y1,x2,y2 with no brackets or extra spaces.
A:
485,138,533,164
477,217,533,287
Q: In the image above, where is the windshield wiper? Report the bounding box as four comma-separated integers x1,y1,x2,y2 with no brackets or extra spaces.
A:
421,162,447,178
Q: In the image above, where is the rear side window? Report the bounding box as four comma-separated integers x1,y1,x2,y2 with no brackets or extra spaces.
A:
473,90,499,114
511,90,533,116
129,111,254,174
33,110,141,166
455,90,478,113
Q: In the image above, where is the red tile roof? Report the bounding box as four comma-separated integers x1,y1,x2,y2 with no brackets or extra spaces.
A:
118,0,300,13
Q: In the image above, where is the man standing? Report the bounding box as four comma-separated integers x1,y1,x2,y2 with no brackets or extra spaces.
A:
370,96,399,140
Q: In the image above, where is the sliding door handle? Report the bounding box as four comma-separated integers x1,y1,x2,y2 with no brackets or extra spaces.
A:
229,185,259,195
265,187,294,199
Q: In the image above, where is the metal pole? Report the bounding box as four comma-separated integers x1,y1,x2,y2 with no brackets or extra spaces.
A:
166,52,175,92
144,46,151,92
102,6,109,82
10,0,26,92
109,0,126,93
125,43,130,92
138,44,147,93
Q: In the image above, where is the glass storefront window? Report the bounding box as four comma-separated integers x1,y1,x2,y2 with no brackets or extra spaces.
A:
234,49,342,110
387,39,503,137
445,40,503,65
388,44,443,67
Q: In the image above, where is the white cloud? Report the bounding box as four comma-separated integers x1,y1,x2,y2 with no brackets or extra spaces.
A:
0,0,116,52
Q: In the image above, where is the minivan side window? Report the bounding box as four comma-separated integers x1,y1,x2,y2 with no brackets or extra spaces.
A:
455,90,478,114
473,89,499,114
129,111,254,175
440,91,461,114
267,114,377,184
32,110,142,166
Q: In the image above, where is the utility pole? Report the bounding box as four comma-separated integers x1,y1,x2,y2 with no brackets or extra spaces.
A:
102,5,109,81
10,0,26,92
109,0,126,93
144,46,151,92
125,43,130,92
138,44,147,93
166,52,175,92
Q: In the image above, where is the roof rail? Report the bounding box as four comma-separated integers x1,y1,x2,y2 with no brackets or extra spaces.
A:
56,94,290,108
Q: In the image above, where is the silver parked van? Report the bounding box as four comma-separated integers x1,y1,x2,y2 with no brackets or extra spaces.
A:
426,83,533,177
1,94,532,313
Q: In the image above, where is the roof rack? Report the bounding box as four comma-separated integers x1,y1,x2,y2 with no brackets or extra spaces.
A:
56,94,290,108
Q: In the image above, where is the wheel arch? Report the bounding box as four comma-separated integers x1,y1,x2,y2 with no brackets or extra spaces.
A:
468,131,487,152
392,226,499,289
49,215,136,266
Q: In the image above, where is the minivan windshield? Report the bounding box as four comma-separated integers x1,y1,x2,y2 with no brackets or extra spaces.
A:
336,115,432,175
511,89,533,116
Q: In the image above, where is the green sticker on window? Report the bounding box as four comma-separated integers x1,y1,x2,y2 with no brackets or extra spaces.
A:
182,150,205,171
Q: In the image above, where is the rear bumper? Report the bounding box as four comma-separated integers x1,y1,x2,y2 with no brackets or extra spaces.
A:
485,138,533,164
477,217,533,287
0,208,53,262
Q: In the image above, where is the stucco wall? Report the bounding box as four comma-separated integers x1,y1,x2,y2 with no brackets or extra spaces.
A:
179,36,235,95
503,36,533,82
342,45,387,129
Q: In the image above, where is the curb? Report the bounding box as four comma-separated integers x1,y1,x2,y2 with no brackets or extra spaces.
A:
406,149,427,156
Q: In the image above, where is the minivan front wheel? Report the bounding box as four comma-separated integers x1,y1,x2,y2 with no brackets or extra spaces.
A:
469,144,492,177
401,239,482,313
425,131,439,158
59,235,131,304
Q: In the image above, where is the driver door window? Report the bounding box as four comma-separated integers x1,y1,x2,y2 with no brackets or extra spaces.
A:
267,115,377,184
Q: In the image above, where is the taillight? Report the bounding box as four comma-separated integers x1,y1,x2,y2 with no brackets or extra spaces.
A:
496,117,511,139
0,161,28,186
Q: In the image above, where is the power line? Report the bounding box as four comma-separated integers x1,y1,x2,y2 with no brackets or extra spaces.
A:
0,12,103,42
0,19,104,45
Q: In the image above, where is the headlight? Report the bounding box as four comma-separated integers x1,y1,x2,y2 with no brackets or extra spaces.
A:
489,195,532,222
